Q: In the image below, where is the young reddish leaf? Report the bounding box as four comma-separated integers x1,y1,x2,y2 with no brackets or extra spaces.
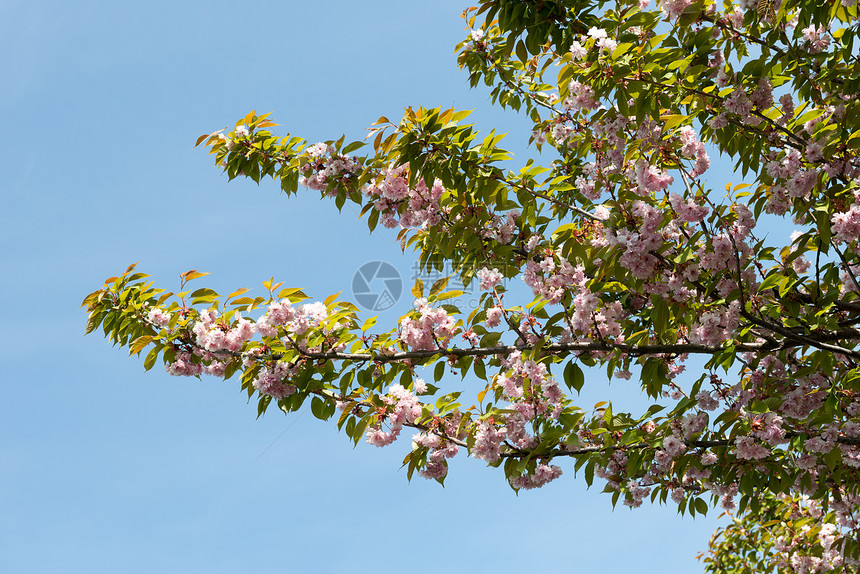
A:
180,269,210,282
226,288,249,301
195,133,211,146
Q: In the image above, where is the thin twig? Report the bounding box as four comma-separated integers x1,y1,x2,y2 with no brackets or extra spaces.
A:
832,241,860,295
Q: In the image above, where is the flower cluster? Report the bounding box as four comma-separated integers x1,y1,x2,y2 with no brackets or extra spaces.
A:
192,308,256,352
477,267,504,291
801,24,831,54
412,429,460,480
522,252,587,304
768,496,855,573
299,142,363,194
509,464,563,490
677,126,711,177
659,0,692,20
256,299,330,339
831,188,860,249
253,361,299,399
482,210,520,244
166,350,203,377
399,298,458,350
563,80,598,111
688,301,740,346
366,384,423,447
155,296,341,402
147,308,171,327
468,352,566,486
365,164,443,229
764,148,820,214
602,200,665,279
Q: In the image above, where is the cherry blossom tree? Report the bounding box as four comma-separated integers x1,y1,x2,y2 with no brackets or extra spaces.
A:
83,0,860,570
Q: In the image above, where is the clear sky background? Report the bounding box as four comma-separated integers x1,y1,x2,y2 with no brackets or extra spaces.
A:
0,1,742,572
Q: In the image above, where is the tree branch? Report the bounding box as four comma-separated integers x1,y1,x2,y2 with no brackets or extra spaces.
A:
189,338,789,365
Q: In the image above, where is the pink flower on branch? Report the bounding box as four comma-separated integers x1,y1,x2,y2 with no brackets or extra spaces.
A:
399,299,457,351
477,267,504,290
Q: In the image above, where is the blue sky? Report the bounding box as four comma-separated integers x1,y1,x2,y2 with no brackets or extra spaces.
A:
0,1,733,572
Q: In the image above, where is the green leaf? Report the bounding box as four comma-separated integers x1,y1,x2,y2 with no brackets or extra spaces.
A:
434,361,445,382
563,362,585,393
311,396,326,419
342,141,365,154
190,288,220,305
85,311,106,335
143,345,160,371
758,273,782,292
584,461,594,487
473,359,487,380
429,276,450,297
